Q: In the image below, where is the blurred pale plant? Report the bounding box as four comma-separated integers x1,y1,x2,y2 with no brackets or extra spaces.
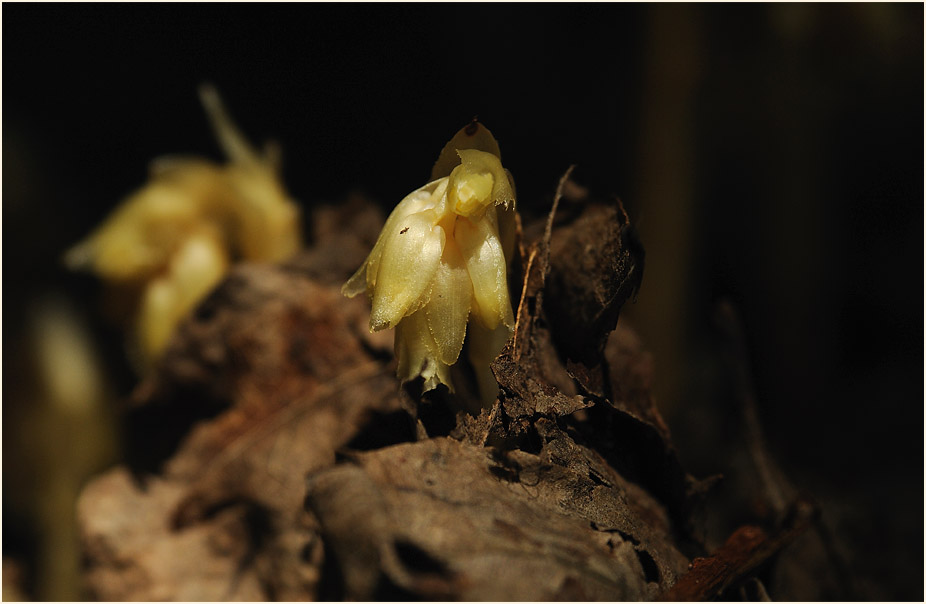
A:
343,122,517,402
65,85,302,370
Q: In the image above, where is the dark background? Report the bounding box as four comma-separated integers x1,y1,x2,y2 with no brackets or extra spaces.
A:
3,3,922,600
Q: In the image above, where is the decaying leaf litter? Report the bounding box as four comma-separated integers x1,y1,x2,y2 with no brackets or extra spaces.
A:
77,156,836,600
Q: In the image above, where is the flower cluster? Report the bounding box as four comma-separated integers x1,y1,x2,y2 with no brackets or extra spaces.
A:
343,132,516,395
65,85,302,369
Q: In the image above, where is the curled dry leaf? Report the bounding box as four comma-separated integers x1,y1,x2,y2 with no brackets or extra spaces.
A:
79,199,407,601
306,437,689,601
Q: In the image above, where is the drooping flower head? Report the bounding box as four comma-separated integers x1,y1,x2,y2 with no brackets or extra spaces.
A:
342,123,517,398
64,85,303,370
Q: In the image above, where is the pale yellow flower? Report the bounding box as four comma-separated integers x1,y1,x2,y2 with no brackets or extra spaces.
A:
343,128,517,397
65,86,302,369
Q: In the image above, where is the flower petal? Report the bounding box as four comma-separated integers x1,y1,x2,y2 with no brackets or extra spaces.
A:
341,261,368,298
430,121,503,181
137,225,229,368
426,238,472,365
341,178,446,300
455,213,513,330
448,150,513,219
497,203,519,263
370,210,445,331
395,308,453,392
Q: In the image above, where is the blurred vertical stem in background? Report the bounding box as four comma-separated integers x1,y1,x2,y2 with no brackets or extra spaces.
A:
623,4,703,419
4,297,117,600
2,85,305,600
